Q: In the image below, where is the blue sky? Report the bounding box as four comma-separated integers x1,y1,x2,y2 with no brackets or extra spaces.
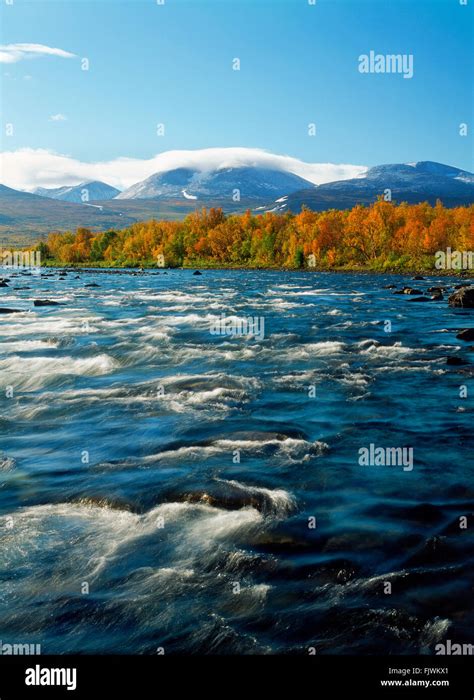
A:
1,0,473,189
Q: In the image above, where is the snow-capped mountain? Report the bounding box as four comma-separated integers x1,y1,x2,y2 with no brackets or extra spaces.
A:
115,167,313,201
3,159,472,239
268,161,474,213
33,181,120,203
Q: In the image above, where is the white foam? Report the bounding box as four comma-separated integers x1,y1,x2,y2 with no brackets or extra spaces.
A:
358,340,420,358
145,437,327,464
0,338,61,352
281,341,346,360
217,479,296,516
0,354,118,390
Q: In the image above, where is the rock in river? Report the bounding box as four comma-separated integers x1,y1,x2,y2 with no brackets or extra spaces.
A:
446,356,468,366
33,299,61,307
403,288,423,295
448,287,474,308
456,328,474,341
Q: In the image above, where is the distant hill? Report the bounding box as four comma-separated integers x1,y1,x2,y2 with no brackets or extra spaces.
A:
33,180,121,203
0,184,135,243
0,184,255,242
265,162,474,213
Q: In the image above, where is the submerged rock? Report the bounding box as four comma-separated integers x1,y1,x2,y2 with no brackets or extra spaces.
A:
33,299,61,307
446,356,468,366
448,287,474,308
193,270,202,275
0,307,23,314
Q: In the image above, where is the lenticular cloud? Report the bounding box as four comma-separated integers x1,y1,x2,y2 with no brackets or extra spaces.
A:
0,147,367,191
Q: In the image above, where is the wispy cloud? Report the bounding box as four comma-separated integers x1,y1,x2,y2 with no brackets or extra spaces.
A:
0,147,367,191
49,114,67,122
0,43,76,64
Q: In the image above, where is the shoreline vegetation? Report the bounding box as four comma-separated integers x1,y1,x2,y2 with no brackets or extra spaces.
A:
26,200,474,274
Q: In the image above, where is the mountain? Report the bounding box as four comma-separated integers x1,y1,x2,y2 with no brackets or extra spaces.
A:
2,160,473,242
33,181,120,203
116,166,313,201
266,161,474,213
0,184,135,244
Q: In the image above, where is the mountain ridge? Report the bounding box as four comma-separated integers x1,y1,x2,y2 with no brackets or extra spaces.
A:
1,159,473,241
32,180,121,203
267,160,474,213
115,166,314,201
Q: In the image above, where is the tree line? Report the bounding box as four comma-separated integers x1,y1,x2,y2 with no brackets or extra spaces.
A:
37,200,474,271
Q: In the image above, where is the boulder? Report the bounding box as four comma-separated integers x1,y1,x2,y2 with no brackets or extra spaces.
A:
456,328,474,341
0,307,23,314
403,288,423,295
446,356,468,366
33,299,61,307
448,287,474,308
193,270,202,276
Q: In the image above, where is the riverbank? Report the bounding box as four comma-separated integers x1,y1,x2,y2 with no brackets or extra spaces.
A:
36,260,474,277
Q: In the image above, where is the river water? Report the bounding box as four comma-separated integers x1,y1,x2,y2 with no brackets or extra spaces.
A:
0,268,473,654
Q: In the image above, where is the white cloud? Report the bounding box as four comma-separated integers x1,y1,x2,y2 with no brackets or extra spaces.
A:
49,114,67,122
0,43,76,64
0,147,367,191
